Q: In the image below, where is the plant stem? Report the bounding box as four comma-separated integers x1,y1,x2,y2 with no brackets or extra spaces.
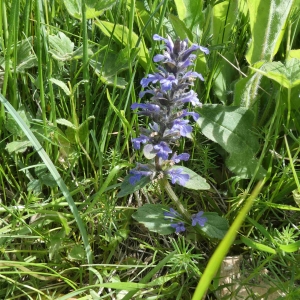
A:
163,179,191,221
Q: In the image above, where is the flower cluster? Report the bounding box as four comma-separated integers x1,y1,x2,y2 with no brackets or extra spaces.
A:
164,208,207,233
130,34,209,186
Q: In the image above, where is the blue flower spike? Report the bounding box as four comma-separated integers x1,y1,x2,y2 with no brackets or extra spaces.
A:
129,34,209,185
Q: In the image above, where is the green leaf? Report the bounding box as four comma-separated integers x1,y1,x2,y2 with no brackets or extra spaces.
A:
36,166,57,188
16,37,37,72
170,166,210,190
173,0,203,32
240,236,276,254
27,179,42,195
196,104,266,178
6,107,31,137
94,20,148,69
168,14,193,42
56,118,77,129
63,0,116,19
5,140,32,153
68,244,85,261
251,58,300,89
117,174,151,198
132,204,175,235
49,230,65,261
211,1,239,103
0,93,93,267
77,116,95,144
49,32,74,61
277,240,300,253
201,212,228,239
50,78,71,96
90,48,137,88
246,0,294,65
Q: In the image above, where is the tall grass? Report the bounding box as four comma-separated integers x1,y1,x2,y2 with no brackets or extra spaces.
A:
0,0,299,299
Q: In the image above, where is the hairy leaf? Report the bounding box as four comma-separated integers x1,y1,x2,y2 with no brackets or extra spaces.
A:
197,104,266,178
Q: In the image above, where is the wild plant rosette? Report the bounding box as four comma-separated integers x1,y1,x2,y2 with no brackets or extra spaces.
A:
130,34,209,187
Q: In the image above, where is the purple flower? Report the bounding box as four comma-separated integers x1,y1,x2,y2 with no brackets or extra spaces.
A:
129,34,208,188
132,135,149,150
160,75,178,91
183,71,204,82
164,208,182,219
141,73,164,87
167,168,189,186
171,119,193,137
191,211,207,227
181,110,200,121
171,153,190,163
177,90,201,106
131,103,161,118
181,44,209,61
153,141,172,160
153,34,174,53
129,164,154,184
171,222,186,233
139,89,156,98
131,103,160,112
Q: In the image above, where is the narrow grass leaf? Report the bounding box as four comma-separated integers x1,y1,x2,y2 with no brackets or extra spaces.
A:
192,181,264,299
0,93,93,267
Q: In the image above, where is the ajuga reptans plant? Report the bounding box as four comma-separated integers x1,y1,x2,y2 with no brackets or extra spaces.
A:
129,34,210,232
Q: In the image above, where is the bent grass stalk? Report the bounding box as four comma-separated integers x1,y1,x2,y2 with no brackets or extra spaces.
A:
0,93,93,278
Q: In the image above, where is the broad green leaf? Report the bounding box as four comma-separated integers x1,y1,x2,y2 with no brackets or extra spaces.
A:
49,230,65,261
56,118,77,129
16,37,37,72
63,0,115,19
201,212,228,239
27,179,42,194
197,104,266,178
170,166,210,190
68,245,85,261
240,236,276,254
36,166,57,188
50,78,71,96
251,58,300,89
49,32,74,61
246,0,294,65
77,116,95,144
226,148,267,179
174,0,204,32
168,14,193,42
6,108,31,137
94,20,148,69
117,174,151,198
132,204,174,235
90,48,138,88
5,140,32,154
233,61,267,108
288,49,300,60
